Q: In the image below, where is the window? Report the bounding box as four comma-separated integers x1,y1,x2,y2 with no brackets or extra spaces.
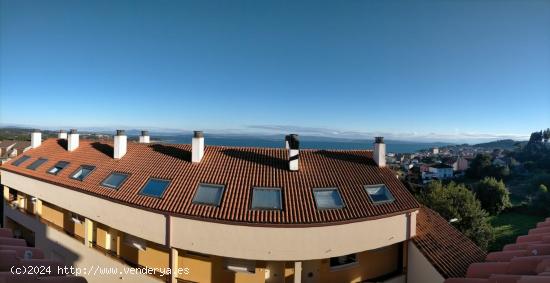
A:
192,184,224,206
71,165,95,181
26,158,48,170
123,235,146,251
329,254,357,268
251,187,282,210
12,155,31,167
313,188,344,209
47,161,70,175
365,184,395,204
139,178,170,198
101,172,129,189
70,212,84,224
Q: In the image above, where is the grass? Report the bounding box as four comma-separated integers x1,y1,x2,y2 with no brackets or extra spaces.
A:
489,211,545,252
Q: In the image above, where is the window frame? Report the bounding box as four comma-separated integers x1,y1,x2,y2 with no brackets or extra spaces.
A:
70,165,96,181
47,161,70,175
12,155,31,167
100,172,130,190
138,178,171,198
192,183,225,207
364,184,395,204
250,187,283,210
312,187,345,210
26,157,48,170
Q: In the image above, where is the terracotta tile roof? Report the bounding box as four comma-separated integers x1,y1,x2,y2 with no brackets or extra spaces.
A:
413,207,487,278
443,217,550,283
0,139,419,225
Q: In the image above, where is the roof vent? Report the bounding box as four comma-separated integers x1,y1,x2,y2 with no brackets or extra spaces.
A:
192,131,204,163
288,134,299,171
374,137,386,167
67,129,79,152
58,130,67,140
139,130,150,143
114,130,127,159
31,129,41,149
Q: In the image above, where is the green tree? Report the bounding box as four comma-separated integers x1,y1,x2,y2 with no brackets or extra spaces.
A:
474,177,511,214
419,181,494,250
467,154,492,179
544,128,550,143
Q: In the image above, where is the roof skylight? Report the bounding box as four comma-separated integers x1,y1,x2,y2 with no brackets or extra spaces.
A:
365,184,395,204
313,188,344,209
12,155,31,167
251,187,282,210
101,172,129,189
47,161,70,175
192,183,224,206
139,178,170,198
26,158,48,170
71,165,95,181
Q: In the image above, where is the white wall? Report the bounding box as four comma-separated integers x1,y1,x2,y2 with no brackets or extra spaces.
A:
170,212,416,261
407,243,444,283
1,171,166,245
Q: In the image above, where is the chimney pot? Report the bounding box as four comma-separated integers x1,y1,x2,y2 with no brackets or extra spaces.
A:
58,130,68,140
192,131,205,163
288,134,300,171
139,130,150,143
374,137,386,167
31,130,42,149
114,130,127,159
67,129,79,151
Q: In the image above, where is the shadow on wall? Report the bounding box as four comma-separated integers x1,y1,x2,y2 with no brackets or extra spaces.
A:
149,144,191,161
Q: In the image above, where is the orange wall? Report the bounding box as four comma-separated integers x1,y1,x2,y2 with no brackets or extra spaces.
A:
41,202,64,228
302,244,400,283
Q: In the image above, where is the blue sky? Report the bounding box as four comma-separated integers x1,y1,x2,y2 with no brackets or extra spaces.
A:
1,0,549,142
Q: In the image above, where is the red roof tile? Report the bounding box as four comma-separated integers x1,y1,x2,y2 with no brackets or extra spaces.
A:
0,139,419,226
444,217,550,283
413,207,487,278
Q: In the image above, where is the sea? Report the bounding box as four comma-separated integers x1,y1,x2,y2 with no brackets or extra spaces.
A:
157,135,451,154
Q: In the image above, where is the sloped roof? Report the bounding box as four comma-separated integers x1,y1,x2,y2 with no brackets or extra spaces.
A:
0,138,419,226
444,217,550,283
413,207,487,278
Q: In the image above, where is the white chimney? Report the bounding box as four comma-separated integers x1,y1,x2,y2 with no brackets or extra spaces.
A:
30,130,41,149
284,135,290,149
113,130,127,159
58,130,67,139
67,129,79,152
374,137,386,167
139,130,150,143
288,134,299,171
192,131,205,163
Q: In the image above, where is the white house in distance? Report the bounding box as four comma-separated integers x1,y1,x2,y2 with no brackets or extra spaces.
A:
422,163,454,182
